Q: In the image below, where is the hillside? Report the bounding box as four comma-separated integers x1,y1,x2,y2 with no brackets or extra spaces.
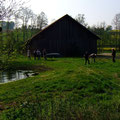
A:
0,56,120,119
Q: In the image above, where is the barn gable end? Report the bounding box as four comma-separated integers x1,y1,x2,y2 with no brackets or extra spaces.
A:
27,14,100,56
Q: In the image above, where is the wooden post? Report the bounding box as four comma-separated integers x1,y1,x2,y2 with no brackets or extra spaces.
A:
0,27,2,32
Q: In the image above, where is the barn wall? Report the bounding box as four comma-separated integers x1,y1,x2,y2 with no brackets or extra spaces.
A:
28,15,98,56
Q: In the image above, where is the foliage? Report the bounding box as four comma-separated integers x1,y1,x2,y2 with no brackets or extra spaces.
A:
75,14,88,27
112,13,120,30
90,24,120,52
37,12,48,30
0,0,26,20
0,28,40,69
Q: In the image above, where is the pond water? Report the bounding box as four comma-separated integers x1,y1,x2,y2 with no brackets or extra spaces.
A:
0,70,35,83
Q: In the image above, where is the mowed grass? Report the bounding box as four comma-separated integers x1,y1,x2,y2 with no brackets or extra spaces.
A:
1,56,120,119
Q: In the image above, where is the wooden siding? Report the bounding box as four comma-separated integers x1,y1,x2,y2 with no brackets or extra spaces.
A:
28,15,99,56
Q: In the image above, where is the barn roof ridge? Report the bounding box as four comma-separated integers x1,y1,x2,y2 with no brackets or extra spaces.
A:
27,14,100,44
29,14,69,40
65,14,100,39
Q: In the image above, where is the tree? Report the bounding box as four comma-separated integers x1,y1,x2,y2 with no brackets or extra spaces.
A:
90,23,113,53
0,0,25,20
37,12,48,30
112,13,120,30
106,25,112,32
17,7,33,41
75,14,88,27
0,0,27,66
30,13,37,29
112,13,120,50
18,7,33,27
29,13,37,36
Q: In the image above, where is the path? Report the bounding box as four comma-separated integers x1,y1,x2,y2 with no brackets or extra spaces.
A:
97,53,120,58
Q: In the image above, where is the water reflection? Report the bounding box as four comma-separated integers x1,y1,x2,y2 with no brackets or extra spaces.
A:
0,70,35,83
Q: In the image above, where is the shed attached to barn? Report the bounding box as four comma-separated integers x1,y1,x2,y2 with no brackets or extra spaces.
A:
27,14,100,56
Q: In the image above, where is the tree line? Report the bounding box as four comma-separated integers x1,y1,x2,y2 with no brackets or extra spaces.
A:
75,13,120,52
0,0,49,67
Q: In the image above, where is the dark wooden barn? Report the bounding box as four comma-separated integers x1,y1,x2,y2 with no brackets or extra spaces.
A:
27,14,100,56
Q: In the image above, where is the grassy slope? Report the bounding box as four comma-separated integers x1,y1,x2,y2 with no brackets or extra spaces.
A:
1,56,120,119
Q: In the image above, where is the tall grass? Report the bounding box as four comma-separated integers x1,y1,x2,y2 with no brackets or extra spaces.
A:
1,56,120,119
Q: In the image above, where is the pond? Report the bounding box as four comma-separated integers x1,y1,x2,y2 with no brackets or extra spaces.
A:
0,70,36,83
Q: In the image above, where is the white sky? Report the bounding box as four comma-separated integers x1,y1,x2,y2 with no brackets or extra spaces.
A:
27,0,120,26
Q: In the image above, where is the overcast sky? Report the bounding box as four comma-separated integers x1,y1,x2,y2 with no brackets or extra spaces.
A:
28,0,120,26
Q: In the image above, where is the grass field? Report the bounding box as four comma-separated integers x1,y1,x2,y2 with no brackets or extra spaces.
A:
0,56,120,119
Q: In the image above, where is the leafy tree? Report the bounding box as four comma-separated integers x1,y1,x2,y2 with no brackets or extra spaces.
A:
37,12,48,30
106,25,112,32
29,11,37,37
112,13,120,50
0,0,27,67
17,7,34,41
90,23,114,52
112,13,120,30
75,14,88,27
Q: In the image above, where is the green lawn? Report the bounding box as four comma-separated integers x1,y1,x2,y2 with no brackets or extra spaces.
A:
1,56,120,120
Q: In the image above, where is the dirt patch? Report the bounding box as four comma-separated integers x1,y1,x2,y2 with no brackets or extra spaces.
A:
14,65,52,73
97,53,112,58
30,65,52,72
114,73,120,80
97,53,120,59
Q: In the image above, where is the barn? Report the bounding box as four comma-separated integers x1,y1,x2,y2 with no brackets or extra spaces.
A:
27,14,100,57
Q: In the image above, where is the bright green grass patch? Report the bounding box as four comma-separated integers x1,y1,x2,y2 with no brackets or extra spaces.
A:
1,57,120,119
